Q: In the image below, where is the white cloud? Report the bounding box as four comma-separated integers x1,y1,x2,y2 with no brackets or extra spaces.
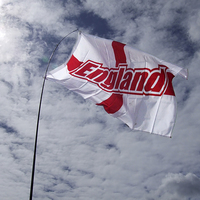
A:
156,173,200,200
187,10,200,42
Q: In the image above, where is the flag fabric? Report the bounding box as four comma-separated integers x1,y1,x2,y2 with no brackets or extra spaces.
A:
46,32,188,137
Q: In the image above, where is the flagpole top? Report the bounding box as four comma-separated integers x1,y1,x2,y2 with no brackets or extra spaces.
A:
78,30,82,35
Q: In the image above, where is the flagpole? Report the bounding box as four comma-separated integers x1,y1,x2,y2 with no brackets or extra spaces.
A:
29,29,78,200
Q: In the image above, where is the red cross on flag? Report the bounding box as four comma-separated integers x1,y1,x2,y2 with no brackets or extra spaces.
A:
47,32,188,137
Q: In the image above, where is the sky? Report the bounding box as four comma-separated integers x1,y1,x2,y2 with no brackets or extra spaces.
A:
0,0,200,199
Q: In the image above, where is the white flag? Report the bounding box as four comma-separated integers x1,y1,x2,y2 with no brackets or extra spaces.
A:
47,32,188,137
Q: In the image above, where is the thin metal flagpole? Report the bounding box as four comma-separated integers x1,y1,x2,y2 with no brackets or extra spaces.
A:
29,29,78,200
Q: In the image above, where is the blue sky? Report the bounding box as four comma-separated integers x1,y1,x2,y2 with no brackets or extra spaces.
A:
0,0,200,199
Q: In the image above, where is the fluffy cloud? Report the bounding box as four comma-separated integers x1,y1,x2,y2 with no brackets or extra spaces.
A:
154,173,200,200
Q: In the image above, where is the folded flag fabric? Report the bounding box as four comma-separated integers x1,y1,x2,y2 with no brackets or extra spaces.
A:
46,32,188,137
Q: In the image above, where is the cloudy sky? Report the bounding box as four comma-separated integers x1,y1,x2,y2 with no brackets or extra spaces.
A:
1,0,200,199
